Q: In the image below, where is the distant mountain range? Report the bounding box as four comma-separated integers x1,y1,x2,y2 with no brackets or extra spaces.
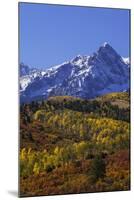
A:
20,42,130,103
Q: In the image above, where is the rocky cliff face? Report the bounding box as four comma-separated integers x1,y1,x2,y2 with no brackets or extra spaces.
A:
20,43,130,103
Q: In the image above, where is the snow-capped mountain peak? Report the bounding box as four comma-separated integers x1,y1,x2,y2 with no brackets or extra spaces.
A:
20,43,130,103
103,42,109,47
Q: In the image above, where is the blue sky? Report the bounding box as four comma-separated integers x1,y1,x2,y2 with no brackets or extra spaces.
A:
19,3,130,69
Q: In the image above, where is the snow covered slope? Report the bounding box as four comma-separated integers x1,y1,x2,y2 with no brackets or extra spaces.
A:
122,57,130,66
20,43,130,103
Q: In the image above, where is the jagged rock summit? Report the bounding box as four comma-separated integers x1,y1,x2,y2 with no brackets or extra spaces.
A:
20,42,130,103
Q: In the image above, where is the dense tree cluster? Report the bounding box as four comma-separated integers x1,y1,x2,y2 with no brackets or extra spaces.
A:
19,92,130,197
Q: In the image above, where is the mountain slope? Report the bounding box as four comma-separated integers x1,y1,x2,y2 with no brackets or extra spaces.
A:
20,43,130,103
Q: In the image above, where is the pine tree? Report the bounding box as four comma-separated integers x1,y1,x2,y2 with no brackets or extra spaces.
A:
90,154,106,182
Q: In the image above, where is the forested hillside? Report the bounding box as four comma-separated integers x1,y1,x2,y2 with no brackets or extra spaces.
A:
19,92,130,197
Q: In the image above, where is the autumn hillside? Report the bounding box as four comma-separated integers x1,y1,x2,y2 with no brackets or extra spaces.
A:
19,92,130,197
